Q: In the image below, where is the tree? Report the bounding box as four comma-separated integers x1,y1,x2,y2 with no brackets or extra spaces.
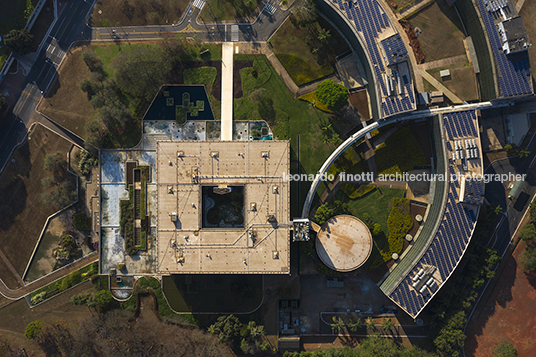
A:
494,205,503,215
316,79,348,111
208,315,243,347
4,29,34,56
314,200,350,225
519,149,530,158
520,224,536,241
330,316,345,333
521,245,536,271
25,320,43,339
292,0,317,25
434,311,466,356
318,28,331,43
90,290,117,313
0,94,8,114
44,152,67,177
80,79,98,98
365,317,376,331
347,318,361,332
78,149,98,176
492,341,517,357
381,317,393,332
82,51,103,72
504,143,519,156
373,223,383,236
112,45,170,100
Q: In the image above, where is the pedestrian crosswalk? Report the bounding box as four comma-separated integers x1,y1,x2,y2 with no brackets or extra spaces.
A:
231,25,239,42
192,0,205,9
263,2,277,15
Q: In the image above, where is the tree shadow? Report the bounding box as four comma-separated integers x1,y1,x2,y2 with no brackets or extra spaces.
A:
0,140,30,232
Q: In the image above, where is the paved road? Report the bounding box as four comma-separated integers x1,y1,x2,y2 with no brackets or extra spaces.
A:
0,0,94,173
0,252,98,300
87,0,287,43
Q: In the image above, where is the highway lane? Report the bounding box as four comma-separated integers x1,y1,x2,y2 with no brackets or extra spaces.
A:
0,0,94,172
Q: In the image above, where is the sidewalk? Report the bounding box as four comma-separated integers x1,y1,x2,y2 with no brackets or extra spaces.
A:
221,42,234,141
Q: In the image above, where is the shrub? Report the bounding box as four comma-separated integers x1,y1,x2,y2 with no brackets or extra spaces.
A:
118,263,126,271
314,200,350,225
521,245,536,271
299,91,332,112
520,224,536,241
30,292,47,305
73,212,92,231
316,80,348,111
492,341,517,357
25,321,42,339
78,149,98,176
341,183,375,199
380,198,413,261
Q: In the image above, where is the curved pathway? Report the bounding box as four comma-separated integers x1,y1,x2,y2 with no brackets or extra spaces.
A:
0,252,98,300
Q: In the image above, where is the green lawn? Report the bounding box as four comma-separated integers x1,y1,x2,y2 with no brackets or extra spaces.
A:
269,16,350,86
335,187,407,269
234,53,340,215
183,67,217,90
375,126,426,175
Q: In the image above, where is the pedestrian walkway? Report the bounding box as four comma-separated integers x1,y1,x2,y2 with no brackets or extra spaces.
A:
221,43,234,141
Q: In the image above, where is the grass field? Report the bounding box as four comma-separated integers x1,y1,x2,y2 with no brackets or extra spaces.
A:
408,1,467,61
423,77,435,92
92,0,189,27
374,126,427,175
39,46,95,138
335,187,407,268
520,0,536,84
269,16,350,86
199,0,263,22
0,125,76,289
427,61,479,101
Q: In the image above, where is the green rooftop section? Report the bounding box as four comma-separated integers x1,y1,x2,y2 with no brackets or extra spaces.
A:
380,116,447,296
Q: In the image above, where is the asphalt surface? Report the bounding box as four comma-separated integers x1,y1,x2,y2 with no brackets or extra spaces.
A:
0,0,94,172
87,0,287,43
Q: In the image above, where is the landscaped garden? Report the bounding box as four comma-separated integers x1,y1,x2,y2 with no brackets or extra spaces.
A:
374,126,427,175
269,15,350,86
120,166,150,255
29,262,99,306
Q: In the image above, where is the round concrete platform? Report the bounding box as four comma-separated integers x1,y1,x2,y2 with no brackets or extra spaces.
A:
315,215,373,272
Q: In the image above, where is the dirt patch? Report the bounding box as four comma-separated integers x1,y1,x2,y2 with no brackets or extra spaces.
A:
427,63,478,102
407,1,467,62
0,125,76,288
348,90,370,120
520,0,536,84
39,46,95,138
465,241,536,356
92,0,189,27
234,60,253,98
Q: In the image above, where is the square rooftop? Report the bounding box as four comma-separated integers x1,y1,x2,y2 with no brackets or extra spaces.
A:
155,140,291,274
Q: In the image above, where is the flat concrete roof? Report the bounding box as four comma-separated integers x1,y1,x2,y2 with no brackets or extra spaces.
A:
316,215,373,272
155,140,291,274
